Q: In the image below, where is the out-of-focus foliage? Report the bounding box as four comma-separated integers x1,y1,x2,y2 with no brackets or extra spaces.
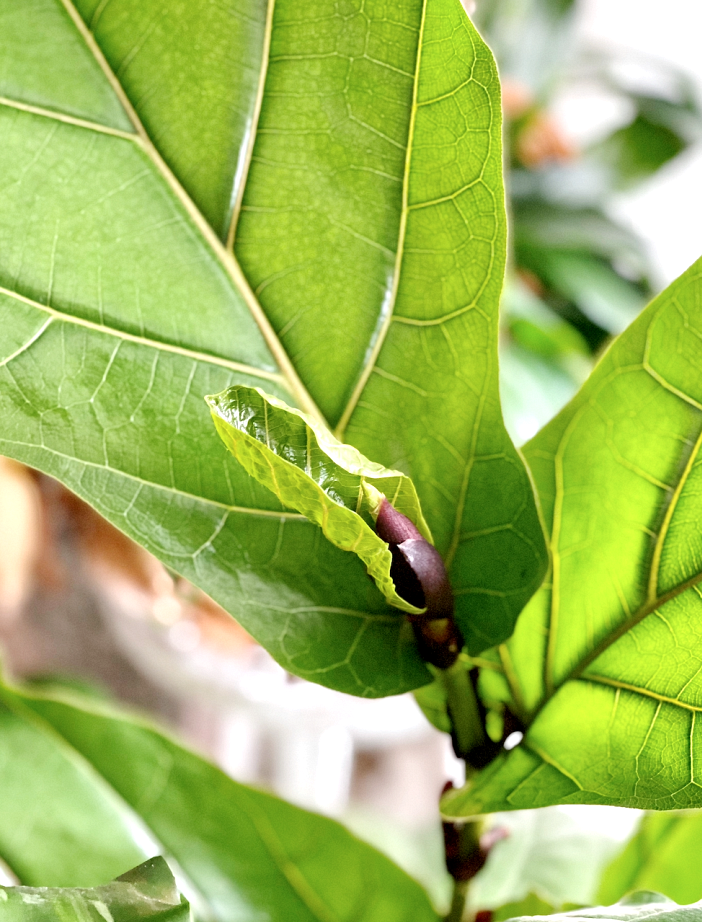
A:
599,813,702,907
474,0,702,442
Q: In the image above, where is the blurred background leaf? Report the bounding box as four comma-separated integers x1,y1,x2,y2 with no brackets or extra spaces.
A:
472,0,702,443
599,812,702,907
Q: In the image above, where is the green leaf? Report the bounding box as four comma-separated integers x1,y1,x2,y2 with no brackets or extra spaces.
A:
592,114,686,190
503,895,702,922
0,683,439,922
490,892,558,922
443,258,702,816
0,858,189,922
599,813,702,907
207,384,431,613
528,251,646,336
0,0,545,689
0,693,147,887
514,204,650,283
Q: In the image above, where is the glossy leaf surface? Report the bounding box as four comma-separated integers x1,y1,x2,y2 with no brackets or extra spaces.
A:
0,684,439,922
0,858,189,922
0,0,545,690
209,384,431,613
506,894,702,922
444,258,702,816
599,813,702,907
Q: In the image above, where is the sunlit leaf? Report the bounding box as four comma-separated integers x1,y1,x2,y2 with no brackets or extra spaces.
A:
0,858,188,922
443,258,702,816
0,857,187,921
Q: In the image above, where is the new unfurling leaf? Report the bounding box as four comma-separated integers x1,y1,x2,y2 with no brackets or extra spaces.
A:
207,384,432,614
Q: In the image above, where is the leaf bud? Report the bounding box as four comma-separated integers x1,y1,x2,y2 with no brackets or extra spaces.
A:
373,497,463,668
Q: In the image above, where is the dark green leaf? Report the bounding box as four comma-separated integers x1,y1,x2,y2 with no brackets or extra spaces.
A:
0,0,545,690
443,258,702,816
528,251,646,335
0,857,188,922
514,205,650,279
592,115,686,190
0,683,439,922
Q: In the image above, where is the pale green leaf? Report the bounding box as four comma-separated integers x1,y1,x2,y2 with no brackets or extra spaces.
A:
443,259,702,816
0,684,439,922
599,812,702,907
208,384,431,613
504,895,702,922
0,858,189,922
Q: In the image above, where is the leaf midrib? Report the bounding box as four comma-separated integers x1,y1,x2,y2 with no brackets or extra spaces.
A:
235,790,342,922
332,0,428,442
0,434,306,521
226,0,276,250
53,0,323,424
0,285,285,384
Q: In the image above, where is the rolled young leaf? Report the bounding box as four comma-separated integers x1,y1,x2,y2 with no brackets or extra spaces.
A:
0,858,189,922
443,258,702,817
208,384,431,614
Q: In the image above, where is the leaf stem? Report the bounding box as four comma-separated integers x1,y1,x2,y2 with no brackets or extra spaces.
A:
445,879,470,922
441,660,485,761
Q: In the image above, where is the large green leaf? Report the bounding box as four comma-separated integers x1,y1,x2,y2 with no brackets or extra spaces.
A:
0,858,189,922
0,0,545,690
0,683,439,922
208,384,430,613
599,813,702,907
443,258,702,816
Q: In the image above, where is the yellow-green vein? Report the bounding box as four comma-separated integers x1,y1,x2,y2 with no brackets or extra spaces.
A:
58,0,324,426
226,0,277,250
333,0,429,442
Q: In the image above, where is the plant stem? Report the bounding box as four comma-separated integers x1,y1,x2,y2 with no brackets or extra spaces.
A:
445,878,470,922
441,660,485,761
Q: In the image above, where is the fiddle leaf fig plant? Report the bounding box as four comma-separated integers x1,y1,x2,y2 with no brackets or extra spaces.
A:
442,257,702,819
3,0,702,920
0,0,546,697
